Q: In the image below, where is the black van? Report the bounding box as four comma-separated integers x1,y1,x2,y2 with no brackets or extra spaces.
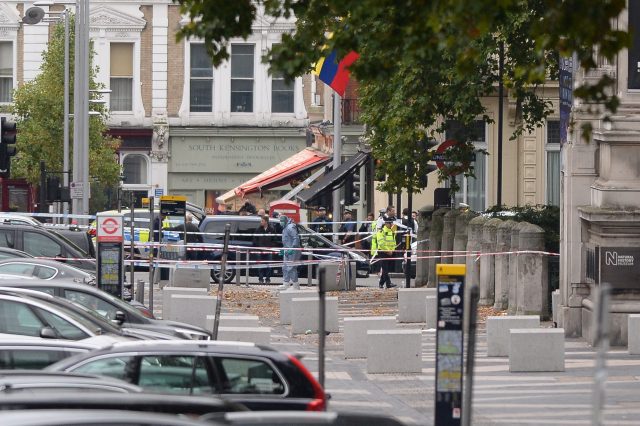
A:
199,215,369,283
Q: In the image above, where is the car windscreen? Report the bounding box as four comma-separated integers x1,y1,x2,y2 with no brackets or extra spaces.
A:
48,231,91,258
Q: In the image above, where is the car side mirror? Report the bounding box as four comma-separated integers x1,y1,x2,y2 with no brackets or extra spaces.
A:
40,326,58,339
114,311,126,325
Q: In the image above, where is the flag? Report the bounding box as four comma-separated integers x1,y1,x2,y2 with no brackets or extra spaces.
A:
315,50,359,97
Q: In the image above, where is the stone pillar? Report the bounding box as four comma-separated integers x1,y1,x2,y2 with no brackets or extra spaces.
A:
479,218,502,306
494,220,516,310
453,211,476,262
465,216,487,291
440,209,460,264
516,224,548,318
415,206,434,287
427,208,448,287
508,222,529,314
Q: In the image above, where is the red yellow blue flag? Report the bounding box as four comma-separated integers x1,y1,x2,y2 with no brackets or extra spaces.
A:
315,50,359,97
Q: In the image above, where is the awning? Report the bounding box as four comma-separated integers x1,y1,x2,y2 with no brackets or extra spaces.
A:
216,148,330,204
296,151,370,205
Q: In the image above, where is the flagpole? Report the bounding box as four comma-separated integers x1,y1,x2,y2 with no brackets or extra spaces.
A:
332,92,342,243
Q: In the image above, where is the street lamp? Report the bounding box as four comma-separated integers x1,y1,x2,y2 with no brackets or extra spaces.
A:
23,3,71,222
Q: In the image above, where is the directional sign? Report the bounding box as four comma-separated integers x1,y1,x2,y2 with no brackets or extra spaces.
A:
96,215,124,243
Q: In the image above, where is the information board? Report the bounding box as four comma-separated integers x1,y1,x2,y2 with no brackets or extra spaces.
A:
160,195,186,216
435,264,466,426
97,242,123,298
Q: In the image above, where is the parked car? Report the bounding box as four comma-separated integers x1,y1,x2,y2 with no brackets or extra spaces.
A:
0,223,95,273
0,335,126,370
0,280,211,340
0,214,42,227
0,258,95,283
0,247,34,261
0,392,244,417
46,226,96,258
200,215,369,283
0,370,143,393
0,409,220,426
48,340,327,411
0,410,219,426
208,411,407,426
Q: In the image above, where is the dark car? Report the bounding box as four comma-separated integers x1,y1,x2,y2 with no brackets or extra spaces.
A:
0,223,95,273
0,280,211,340
48,340,327,411
46,226,96,258
0,392,245,417
200,215,368,283
0,409,219,426
0,370,143,393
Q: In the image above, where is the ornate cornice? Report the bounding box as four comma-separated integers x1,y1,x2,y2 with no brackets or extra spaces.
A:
90,5,146,33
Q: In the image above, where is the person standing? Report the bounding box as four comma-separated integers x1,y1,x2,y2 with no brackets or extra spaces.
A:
172,213,203,261
279,215,301,290
338,209,357,245
311,206,331,235
371,216,398,289
253,215,275,284
359,212,375,253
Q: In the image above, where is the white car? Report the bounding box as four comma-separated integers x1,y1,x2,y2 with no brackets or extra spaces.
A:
0,214,41,227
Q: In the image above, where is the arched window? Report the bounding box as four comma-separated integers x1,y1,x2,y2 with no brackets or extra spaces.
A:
122,154,147,185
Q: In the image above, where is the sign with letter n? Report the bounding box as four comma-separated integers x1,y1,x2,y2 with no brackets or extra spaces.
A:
594,246,640,289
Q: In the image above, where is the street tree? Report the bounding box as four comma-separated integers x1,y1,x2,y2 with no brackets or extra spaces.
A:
175,0,629,192
11,15,121,209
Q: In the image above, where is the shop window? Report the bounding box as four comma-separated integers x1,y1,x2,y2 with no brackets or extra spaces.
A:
110,43,134,111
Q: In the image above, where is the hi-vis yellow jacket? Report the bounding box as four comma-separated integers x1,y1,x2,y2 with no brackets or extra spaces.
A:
371,225,396,256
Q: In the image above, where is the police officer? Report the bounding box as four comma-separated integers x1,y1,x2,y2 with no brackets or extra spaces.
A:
372,216,398,289
311,206,331,234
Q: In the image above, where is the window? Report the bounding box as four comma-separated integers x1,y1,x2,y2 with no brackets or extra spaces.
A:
122,154,147,185
138,355,213,394
0,348,78,370
33,307,89,340
0,262,37,277
214,357,285,395
0,229,15,248
203,221,230,242
23,232,63,258
0,300,43,337
64,289,119,321
190,44,213,112
110,43,134,111
230,44,254,112
546,120,561,206
446,120,487,211
0,42,13,103
271,46,294,113
71,356,135,380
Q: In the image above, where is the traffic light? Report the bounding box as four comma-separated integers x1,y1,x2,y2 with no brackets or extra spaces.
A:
344,165,362,205
0,117,17,178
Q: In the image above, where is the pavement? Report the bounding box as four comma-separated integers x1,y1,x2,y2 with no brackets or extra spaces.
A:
134,272,640,426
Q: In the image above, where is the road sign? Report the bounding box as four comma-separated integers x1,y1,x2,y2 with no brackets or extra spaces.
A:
434,140,475,176
155,188,164,198
435,263,466,426
96,215,124,243
160,195,187,216
70,181,84,199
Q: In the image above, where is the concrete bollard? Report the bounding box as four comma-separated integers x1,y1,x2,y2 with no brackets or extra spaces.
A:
167,294,218,329
486,315,541,356
216,326,271,345
344,316,396,358
161,287,208,320
629,315,640,355
551,290,560,326
479,218,502,306
415,206,434,287
465,216,487,291
516,224,548,318
366,330,422,373
290,297,339,334
425,295,437,329
440,209,460,265
494,220,516,310
169,266,211,289
508,222,529,315
278,289,316,325
398,288,437,323
427,208,448,287
509,329,565,372
206,314,260,329
453,210,476,264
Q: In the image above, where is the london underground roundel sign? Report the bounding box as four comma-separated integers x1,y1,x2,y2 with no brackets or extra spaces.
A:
434,139,471,176
97,215,124,242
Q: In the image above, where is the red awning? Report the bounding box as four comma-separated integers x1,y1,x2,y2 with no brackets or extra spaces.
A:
216,148,330,204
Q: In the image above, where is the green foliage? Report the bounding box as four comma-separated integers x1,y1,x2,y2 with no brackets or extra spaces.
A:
11,15,120,206
174,0,630,193
486,204,560,253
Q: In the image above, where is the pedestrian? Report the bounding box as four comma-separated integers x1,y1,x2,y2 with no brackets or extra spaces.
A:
253,215,275,284
271,211,283,234
359,212,375,254
371,216,398,289
412,210,419,234
171,213,203,261
338,209,357,245
257,208,266,217
311,206,332,235
279,215,301,290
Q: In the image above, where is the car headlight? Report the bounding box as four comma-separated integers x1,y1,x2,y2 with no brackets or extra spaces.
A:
175,328,211,340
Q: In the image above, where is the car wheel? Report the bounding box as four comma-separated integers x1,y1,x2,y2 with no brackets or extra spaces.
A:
211,267,236,284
